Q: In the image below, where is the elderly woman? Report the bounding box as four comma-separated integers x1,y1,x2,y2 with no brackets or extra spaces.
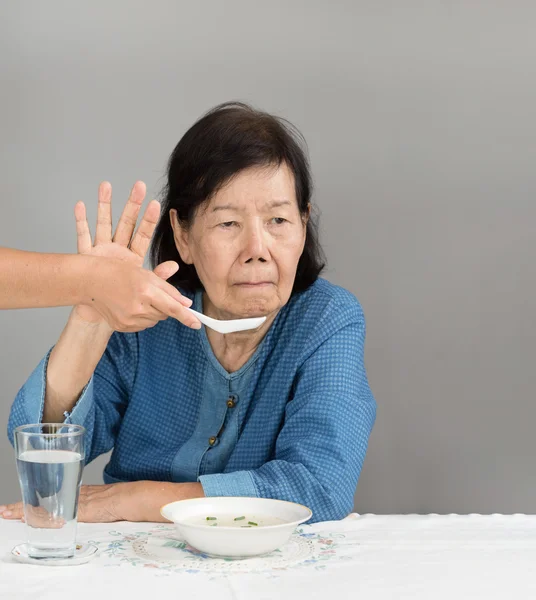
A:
3,102,376,524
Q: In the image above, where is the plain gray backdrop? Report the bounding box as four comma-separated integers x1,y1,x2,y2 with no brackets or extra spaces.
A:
1,0,535,514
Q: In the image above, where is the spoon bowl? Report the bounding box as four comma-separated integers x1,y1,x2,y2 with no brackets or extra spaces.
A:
186,308,266,334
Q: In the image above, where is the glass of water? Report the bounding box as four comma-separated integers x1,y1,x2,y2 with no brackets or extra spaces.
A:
14,423,85,559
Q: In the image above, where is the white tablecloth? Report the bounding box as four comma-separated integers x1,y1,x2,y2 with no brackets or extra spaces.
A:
1,513,536,599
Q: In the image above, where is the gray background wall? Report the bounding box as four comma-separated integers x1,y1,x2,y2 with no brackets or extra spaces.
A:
1,0,535,514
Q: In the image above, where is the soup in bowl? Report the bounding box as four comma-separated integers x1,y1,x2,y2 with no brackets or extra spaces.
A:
160,496,312,558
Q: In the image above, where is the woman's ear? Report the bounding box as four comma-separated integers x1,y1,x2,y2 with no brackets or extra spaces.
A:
169,209,193,264
301,204,311,238
304,203,311,225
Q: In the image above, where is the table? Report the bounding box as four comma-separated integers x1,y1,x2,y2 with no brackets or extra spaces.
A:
1,514,536,599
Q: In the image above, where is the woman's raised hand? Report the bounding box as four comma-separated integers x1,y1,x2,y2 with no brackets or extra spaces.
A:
74,181,201,332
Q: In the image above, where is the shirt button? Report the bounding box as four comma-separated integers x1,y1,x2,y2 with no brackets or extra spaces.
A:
227,397,236,408
208,436,217,446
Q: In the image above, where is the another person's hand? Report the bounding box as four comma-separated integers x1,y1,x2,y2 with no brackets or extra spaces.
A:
75,181,200,332
0,481,204,523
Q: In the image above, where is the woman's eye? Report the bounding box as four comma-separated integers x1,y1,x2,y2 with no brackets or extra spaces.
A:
219,221,237,228
270,217,287,225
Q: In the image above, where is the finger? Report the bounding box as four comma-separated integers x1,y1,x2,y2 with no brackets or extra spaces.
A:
151,289,201,329
113,316,163,333
120,317,164,332
129,199,160,259
1,501,23,519
153,260,179,281
152,265,193,307
95,181,113,245
146,308,169,321
74,201,93,254
134,315,164,328
113,181,146,247
125,308,168,324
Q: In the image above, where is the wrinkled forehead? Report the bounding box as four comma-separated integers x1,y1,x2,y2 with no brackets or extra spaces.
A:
198,164,298,217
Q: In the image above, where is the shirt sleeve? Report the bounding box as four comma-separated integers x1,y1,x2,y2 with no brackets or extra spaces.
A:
7,332,138,464
199,312,377,523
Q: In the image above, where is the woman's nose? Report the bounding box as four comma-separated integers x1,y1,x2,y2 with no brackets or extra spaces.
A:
243,223,270,263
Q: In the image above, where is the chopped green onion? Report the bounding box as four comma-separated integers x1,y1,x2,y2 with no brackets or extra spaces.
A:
206,516,217,521
234,516,246,521
211,523,218,526
248,521,258,526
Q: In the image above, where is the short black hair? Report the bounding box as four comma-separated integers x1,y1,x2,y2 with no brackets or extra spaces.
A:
150,101,325,294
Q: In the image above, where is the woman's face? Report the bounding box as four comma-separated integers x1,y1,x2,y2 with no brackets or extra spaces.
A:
170,163,308,320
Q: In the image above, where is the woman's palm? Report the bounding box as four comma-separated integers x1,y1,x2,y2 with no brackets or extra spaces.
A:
74,181,159,323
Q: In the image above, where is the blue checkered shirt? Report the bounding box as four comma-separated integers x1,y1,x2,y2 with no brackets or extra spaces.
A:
8,278,376,523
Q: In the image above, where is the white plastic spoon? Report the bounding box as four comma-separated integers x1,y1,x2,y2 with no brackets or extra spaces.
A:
186,307,266,334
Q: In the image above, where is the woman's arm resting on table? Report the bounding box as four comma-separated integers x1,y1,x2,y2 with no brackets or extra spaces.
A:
4,306,374,524
1,481,205,523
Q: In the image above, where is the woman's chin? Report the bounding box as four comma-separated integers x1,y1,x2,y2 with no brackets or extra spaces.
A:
230,297,277,319
240,304,273,318
225,287,277,316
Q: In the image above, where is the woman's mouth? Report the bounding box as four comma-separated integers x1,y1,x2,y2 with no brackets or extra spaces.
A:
235,281,273,288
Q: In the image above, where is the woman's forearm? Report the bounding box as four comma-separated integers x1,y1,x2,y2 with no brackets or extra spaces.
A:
0,247,94,309
43,311,113,423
